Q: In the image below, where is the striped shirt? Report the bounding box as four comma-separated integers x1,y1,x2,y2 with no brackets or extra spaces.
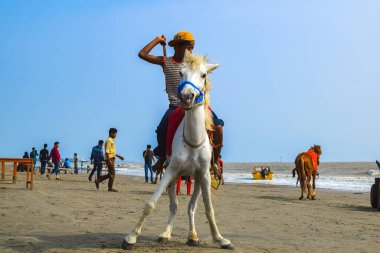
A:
164,57,183,106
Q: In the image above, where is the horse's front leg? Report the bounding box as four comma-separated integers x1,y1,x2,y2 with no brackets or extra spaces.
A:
187,176,202,246
158,181,178,243
200,171,234,250
122,170,177,250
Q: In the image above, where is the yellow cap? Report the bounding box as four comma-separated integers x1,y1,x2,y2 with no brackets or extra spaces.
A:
168,31,195,47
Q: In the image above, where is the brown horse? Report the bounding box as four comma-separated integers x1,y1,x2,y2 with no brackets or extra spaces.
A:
292,145,322,200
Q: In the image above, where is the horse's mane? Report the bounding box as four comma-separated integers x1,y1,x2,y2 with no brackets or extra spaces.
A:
184,52,214,131
310,145,322,156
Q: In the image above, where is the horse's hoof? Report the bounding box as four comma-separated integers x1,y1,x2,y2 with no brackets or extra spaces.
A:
299,197,304,200
187,239,200,246
221,243,235,250
121,240,134,250
158,237,169,244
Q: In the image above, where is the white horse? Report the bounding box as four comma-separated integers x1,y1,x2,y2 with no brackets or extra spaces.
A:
122,52,234,250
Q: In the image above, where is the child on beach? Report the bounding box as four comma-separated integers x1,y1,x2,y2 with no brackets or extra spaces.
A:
138,31,224,172
95,128,124,192
63,158,74,174
63,158,70,168
47,142,61,180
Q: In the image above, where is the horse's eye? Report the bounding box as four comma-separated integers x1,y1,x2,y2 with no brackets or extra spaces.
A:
179,71,183,77
201,73,207,78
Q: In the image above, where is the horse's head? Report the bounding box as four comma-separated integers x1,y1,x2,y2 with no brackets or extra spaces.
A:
310,145,322,156
177,51,219,110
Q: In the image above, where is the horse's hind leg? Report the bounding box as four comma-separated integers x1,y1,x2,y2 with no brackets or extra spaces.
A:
200,172,234,250
187,176,202,246
158,181,178,243
306,173,314,200
122,171,177,250
299,186,304,200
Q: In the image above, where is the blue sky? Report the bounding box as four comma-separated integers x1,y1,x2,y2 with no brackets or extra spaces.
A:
1,0,379,162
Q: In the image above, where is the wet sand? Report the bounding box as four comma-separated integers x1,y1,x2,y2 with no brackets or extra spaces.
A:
0,170,380,253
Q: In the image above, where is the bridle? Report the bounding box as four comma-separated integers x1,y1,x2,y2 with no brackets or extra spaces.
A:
177,80,206,149
177,80,205,105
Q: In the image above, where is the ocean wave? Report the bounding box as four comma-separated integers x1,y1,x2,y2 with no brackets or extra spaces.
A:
113,163,376,192
223,173,373,192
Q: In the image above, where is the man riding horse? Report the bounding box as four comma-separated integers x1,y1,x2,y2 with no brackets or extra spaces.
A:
137,31,224,177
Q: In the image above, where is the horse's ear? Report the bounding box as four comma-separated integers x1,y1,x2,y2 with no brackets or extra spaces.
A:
206,64,220,74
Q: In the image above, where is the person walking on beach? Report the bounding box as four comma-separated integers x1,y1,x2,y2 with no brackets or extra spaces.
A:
73,153,79,174
30,147,38,173
95,128,124,192
143,144,155,183
138,31,224,174
39,144,49,175
47,142,61,180
89,140,104,182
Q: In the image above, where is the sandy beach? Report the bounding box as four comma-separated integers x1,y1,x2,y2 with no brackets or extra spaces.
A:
1,170,380,253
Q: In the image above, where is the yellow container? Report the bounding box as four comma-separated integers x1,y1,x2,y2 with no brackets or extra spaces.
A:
252,166,273,180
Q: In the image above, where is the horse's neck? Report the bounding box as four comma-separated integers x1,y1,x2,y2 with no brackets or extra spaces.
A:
183,105,207,145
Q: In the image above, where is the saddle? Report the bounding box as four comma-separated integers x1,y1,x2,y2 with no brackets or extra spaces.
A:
166,107,223,190
166,107,216,156
166,107,185,156
304,151,319,173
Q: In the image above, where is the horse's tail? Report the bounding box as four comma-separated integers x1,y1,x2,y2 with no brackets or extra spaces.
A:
292,168,299,186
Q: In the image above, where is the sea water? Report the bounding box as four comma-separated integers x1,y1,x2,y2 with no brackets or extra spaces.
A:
113,162,379,192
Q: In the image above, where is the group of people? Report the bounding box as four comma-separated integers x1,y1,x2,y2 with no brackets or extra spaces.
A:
21,143,80,177
20,142,79,175
18,128,125,192
21,142,64,179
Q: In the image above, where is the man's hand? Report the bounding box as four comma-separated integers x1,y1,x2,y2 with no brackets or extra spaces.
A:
156,35,166,46
117,154,124,161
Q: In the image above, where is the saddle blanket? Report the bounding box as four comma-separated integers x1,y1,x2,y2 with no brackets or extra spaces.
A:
304,151,318,172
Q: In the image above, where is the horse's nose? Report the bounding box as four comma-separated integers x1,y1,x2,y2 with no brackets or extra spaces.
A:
181,92,195,103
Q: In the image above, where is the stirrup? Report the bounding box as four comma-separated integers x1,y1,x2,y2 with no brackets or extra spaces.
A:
152,156,165,173
163,157,170,169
